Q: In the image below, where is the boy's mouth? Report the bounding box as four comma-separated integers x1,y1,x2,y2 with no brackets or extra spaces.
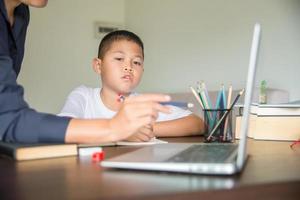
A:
122,74,133,81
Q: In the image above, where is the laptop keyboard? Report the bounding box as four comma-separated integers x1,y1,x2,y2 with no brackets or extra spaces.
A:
167,144,238,163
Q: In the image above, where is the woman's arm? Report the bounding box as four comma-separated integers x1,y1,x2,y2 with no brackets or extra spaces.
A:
0,58,170,144
153,114,205,137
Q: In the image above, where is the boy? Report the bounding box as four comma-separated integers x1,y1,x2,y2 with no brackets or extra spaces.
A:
59,30,204,142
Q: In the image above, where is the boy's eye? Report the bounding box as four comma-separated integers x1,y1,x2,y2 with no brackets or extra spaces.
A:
115,57,123,61
133,61,142,66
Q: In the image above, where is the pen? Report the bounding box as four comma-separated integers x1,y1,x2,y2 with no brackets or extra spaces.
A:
160,101,194,108
207,89,245,141
117,94,193,108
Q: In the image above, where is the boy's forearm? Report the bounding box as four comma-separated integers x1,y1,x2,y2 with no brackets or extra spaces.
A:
65,118,117,143
153,115,205,137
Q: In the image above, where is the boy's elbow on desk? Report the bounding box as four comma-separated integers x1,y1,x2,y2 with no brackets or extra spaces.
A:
183,114,205,136
153,114,205,137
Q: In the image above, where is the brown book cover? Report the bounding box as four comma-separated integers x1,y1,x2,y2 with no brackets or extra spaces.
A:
0,142,78,161
235,115,300,141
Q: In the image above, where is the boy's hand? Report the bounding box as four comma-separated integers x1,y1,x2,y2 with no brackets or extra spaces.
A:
125,124,154,142
109,94,170,141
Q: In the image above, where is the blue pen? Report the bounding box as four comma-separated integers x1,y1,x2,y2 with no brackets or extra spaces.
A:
160,101,194,108
117,94,193,108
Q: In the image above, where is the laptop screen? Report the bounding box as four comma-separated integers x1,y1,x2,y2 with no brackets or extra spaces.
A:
236,23,261,169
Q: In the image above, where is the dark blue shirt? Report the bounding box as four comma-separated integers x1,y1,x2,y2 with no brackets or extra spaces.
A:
0,0,70,143
0,0,28,75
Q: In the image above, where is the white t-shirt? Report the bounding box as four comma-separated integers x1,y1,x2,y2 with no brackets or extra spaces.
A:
58,85,192,122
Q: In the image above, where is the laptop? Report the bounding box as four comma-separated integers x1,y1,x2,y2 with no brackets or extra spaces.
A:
101,23,261,175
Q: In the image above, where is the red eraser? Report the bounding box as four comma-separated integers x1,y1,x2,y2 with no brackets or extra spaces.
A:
92,151,105,162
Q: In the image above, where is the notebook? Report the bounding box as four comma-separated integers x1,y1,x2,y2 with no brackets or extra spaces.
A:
101,23,261,175
0,142,77,161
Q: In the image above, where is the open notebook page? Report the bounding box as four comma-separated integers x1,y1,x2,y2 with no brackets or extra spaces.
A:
116,137,168,146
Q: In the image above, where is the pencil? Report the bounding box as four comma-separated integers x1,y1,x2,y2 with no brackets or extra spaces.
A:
211,86,223,130
222,84,227,109
207,89,244,141
199,82,214,124
200,81,212,110
214,86,223,110
227,85,233,109
223,85,233,141
190,86,204,109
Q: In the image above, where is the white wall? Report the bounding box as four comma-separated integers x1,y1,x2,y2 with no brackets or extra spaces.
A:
19,0,300,114
125,0,300,100
19,0,125,113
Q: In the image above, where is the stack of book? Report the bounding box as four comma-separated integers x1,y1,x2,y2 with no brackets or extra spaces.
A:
235,102,300,141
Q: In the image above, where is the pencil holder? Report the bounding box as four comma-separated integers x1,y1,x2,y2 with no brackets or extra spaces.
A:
203,109,234,143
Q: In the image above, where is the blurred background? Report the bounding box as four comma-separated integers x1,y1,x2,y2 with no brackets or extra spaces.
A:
18,0,300,113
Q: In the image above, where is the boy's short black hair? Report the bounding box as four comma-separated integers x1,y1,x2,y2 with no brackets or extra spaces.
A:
98,30,144,59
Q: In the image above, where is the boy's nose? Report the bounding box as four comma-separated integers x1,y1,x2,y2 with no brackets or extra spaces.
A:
123,66,133,73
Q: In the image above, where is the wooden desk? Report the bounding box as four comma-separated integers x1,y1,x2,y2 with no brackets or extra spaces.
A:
0,137,299,200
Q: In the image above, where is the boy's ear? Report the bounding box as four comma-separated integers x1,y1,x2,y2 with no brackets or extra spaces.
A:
92,58,102,75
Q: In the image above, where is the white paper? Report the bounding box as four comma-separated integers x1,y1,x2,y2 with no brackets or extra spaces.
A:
116,137,168,146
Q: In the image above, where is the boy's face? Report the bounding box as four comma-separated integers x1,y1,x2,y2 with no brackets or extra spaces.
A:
94,40,144,95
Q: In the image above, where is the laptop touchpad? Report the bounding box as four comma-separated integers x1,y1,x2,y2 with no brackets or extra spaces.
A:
108,143,194,162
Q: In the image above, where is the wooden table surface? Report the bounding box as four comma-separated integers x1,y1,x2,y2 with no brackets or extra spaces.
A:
0,137,300,200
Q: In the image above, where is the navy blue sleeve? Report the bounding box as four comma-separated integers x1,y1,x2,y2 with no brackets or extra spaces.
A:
0,56,71,143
